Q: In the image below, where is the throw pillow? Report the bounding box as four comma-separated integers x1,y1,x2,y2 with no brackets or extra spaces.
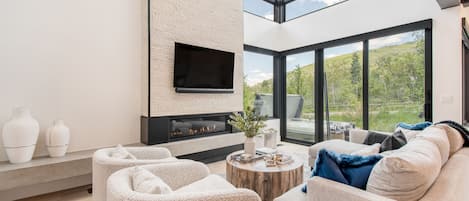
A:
363,131,390,145
380,130,407,152
302,149,382,193
395,127,420,141
132,166,173,194
367,138,441,201
351,143,381,156
110,144,137,160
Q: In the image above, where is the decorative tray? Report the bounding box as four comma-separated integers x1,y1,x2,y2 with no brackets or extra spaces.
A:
230,153,264,163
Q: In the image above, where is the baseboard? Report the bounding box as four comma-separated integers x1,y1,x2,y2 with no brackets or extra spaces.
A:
0,174,91,201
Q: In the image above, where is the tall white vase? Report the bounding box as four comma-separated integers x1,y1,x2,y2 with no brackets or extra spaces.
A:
244,137,256,156
45,120,70,157
2,107,39,164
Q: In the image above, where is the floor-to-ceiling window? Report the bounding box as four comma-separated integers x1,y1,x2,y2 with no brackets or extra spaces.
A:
369,30,426,131
243,50,275,117
324,43,363,140
244,20,432,145
285,51,315,142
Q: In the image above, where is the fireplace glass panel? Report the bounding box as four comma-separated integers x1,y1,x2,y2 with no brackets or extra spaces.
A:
169,116,228,139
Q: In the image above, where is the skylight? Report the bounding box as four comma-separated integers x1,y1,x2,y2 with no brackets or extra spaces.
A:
244,0,275,21
286,0,347,21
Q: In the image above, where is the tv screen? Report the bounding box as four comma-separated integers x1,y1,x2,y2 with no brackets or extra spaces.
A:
174,43,235,91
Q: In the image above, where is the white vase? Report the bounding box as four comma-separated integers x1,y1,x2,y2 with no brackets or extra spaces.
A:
244,137,256,156
264,131,277,149
46,120,70,157
2,107,39,164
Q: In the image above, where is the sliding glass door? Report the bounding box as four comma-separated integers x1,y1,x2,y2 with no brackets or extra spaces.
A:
324,43,363,140
285,51,315,143
368,31,426,131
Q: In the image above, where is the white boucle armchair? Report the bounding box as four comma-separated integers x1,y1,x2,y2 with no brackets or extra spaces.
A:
93,147,178,201
106,161,261,201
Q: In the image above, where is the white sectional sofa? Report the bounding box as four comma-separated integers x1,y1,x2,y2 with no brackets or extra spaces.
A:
275,125,469,201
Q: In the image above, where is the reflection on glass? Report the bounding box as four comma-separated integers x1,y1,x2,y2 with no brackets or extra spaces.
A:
243,51,274,116
286,51,315,142
286,0,346,21
369,30,425,132
324,43,363,140
244,0,274,21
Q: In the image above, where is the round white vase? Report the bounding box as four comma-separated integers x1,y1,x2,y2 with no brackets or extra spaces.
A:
45,120,70,158
244,137,256,156
2,107,40,164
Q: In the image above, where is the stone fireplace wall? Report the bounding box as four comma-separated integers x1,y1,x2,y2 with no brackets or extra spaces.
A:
145,0,244,117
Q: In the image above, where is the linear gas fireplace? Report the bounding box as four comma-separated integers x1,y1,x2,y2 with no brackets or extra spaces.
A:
141,112,238,145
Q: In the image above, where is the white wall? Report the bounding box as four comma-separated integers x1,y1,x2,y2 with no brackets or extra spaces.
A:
148,0,244,116
244,13,281,50
244,0,465,123
0,0,144,161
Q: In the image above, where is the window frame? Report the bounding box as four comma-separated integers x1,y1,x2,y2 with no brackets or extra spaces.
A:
245,19,433,145
243,45,282,119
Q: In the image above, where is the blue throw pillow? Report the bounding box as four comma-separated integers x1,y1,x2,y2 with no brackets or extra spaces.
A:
397,121,432,130
302,149,383,193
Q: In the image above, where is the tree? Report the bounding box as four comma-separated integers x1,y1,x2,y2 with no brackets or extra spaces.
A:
350,52,361,98
292,64,304,95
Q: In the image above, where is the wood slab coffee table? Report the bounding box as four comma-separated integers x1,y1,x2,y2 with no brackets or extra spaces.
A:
226,151,303,201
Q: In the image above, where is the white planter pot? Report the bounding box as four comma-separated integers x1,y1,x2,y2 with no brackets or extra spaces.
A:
244,137,256,156
46,120,70,157
2,107,39,164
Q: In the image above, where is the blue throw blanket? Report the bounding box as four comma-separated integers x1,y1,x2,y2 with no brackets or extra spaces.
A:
397,121,432,130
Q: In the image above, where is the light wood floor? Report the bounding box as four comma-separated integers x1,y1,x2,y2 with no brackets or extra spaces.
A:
20,142,308,201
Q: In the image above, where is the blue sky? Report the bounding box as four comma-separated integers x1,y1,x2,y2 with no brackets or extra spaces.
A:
244,31,422,86
244,0,346,21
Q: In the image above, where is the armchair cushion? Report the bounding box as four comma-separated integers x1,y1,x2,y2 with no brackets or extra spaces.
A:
110,144,137,159
107,161,262,201
132,166,172,194
175,175,235,193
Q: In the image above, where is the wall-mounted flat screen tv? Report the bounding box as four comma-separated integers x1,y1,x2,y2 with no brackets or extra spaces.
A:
173,43,235,93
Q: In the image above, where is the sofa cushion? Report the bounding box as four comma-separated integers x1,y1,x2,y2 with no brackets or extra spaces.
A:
132,166,172,194
175,175,235,193
309,139,369,166
351,143,381,156
416,126,450,166
419,148,469,201
433,124,464,156
273,184,306,201
366,138,441,201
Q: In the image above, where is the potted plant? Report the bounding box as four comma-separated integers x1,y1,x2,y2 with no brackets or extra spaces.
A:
228,106,267,156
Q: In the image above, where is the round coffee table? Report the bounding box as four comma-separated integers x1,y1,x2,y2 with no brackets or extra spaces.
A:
226,151,303,201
